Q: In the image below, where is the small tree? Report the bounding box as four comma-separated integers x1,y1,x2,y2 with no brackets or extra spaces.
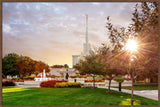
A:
113,77,124,91
78,51,106,88
98,44,127,93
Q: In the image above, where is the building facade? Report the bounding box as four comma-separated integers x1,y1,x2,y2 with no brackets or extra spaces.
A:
72,14,91,66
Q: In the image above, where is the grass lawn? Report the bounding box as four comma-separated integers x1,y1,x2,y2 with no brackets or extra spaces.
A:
2,87,158,105
112,83,158,90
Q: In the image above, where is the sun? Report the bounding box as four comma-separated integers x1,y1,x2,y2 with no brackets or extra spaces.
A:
126,39,138,52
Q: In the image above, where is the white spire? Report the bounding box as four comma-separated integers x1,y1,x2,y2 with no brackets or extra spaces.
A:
86,14,88,44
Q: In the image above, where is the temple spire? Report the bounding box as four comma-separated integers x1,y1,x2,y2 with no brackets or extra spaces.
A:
86,14,88,44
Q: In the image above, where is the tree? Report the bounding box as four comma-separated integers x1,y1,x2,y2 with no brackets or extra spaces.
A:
16,56,36,78
2,53,19,77
64,64,69,68
51,65,64,68
98,44,127,93
104,2,158,104
78,51,106,88
73,63,81,70
113,77,124,92
106,2,158,83
34,61,50,76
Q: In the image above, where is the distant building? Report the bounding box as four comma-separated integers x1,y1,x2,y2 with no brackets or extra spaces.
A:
72,14,91,66
48,68,77,77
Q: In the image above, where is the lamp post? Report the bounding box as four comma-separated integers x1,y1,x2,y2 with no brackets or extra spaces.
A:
130,55,137,105
126,38,138,105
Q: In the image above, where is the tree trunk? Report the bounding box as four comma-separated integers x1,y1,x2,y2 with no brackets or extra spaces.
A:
131,69,134,105
93,75,95,88
149,77,151,83
119,82,121,92
108,79,111,93
74,79,77,82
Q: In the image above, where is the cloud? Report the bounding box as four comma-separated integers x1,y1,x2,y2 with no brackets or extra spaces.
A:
3,2,140,67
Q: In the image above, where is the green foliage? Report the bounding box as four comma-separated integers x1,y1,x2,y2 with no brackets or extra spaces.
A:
78,51,106,76
113,77,124,83
2,53,19,77
76,73,80,77
23,76,35,80
77,51,106,88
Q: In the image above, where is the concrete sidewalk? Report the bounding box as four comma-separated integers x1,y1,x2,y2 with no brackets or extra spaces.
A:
110,88,158,101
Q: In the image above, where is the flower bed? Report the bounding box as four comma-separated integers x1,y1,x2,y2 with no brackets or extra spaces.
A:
55,82,81,88
12,78,24,82
104,77,112,80
69,75,87,78
2,79,16,86
124,78,131,81
40,80,67,88
85,79,104,82
13,79,24,82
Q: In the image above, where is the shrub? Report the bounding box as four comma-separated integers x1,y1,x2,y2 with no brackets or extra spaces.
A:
85,79,104,82
2,79,16,86
12,77,24,82
40,80,67,88
69,76,77,78
23,76,35,81
55,82,81,88
113,77,124,83
47,75,56,78
113,77,124,92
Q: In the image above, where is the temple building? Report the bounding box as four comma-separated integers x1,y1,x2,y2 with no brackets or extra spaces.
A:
72,15,91,66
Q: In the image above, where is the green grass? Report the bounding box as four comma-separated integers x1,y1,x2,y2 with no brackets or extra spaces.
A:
112,83,158,90
2,87,158,105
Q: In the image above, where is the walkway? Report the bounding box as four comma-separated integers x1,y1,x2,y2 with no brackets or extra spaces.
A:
110,88,158,101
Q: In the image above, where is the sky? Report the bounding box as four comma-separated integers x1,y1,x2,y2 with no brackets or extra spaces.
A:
2,2,139,67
